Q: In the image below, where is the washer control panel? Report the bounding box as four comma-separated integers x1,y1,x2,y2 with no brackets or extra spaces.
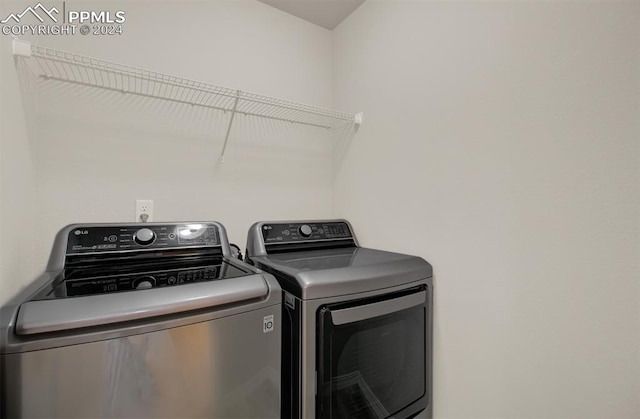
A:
65,265,220,296
66,223,220,254
66,265,220,297
261,221,352,244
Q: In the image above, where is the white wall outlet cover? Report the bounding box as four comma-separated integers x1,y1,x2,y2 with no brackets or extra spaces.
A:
135,199,154,222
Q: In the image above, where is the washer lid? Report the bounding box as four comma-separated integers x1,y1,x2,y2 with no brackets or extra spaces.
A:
252,247,432,300
15,273,269,336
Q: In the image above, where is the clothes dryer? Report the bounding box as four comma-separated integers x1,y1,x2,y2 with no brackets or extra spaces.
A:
246,219,432,419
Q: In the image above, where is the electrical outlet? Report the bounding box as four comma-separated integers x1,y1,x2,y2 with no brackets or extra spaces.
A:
135,200,154,223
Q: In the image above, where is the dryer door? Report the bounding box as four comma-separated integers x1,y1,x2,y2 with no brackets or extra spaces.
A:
317,287,429,419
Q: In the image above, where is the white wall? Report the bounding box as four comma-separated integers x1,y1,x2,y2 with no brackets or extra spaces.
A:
0,0,335,299
333,1,639,418
0,36,37,303
0,4,39,304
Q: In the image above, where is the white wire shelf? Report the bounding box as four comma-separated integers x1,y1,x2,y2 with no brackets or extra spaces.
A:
12,39,362,161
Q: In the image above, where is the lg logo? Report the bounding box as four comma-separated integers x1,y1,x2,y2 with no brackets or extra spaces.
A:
263,315,274,333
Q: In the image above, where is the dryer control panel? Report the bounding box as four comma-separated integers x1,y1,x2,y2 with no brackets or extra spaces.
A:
66,223,220,254
261,221,352,244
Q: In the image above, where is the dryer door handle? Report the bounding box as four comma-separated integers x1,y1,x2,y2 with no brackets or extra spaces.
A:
330,290,426,325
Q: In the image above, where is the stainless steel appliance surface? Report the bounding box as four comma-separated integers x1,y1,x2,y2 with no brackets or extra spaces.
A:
245,220,433,419
0,222,282,418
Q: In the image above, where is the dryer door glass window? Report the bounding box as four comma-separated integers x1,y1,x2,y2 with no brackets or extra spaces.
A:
317,288,427,419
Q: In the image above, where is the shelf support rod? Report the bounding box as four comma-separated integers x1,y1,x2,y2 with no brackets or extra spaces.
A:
219,90,240,163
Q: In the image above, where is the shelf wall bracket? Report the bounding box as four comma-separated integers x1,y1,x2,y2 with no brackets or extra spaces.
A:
219,90,240,163
354,112,363,126
12,38,32,58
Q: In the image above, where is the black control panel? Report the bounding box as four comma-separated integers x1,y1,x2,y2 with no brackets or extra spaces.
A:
262,222,352,244
66,223,220,254
65,265,221,296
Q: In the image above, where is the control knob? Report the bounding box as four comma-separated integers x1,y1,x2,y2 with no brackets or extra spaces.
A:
299,224,313,238
134,228,156,245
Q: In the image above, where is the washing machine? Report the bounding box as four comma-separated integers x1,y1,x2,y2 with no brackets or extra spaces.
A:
0,221,281,418
245,219,433,419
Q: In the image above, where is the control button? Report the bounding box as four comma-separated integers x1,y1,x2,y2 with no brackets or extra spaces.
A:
108,235,118,242
299,224,312,237
136,281,153,290
168,276,177,285
134,228,156,245
134,276,155,289
168,233,176,239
